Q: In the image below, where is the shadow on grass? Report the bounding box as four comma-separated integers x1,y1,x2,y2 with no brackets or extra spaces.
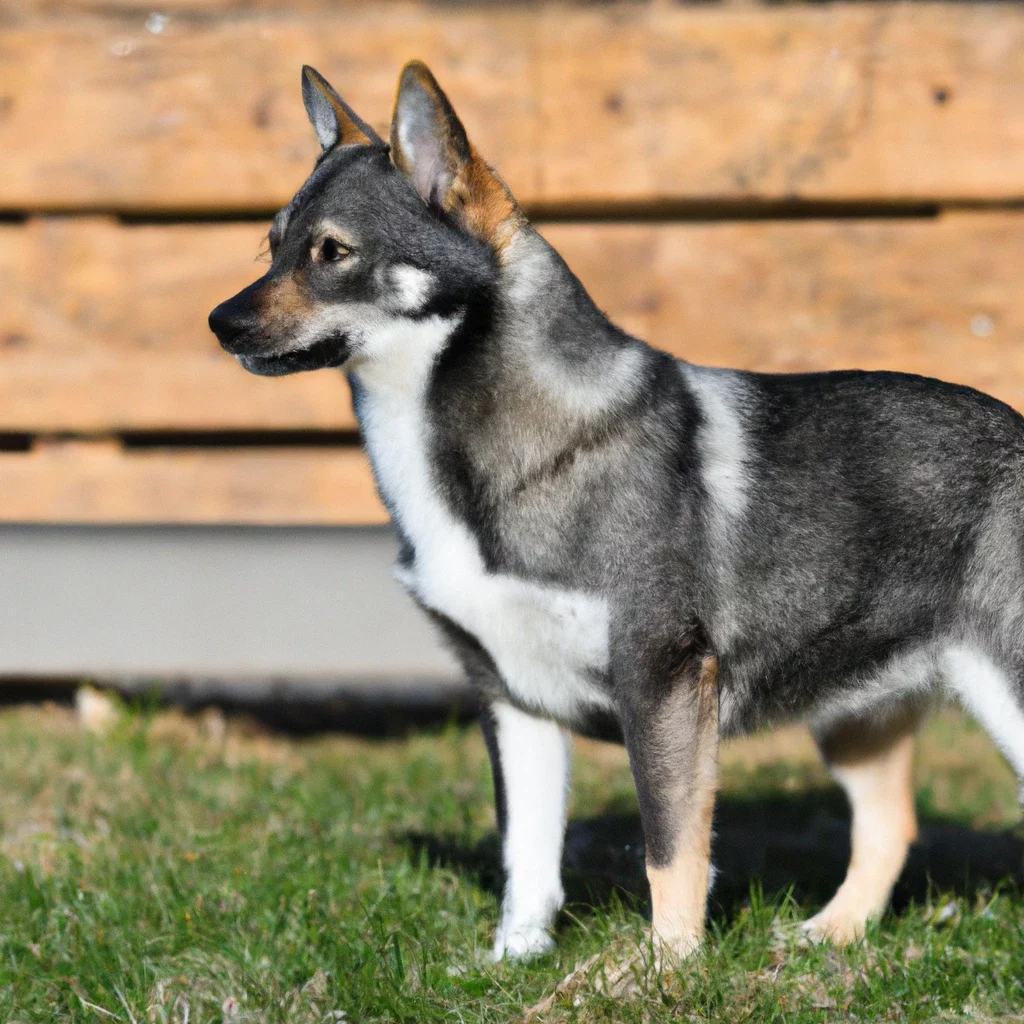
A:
0,680,481,740
405,789,1024,925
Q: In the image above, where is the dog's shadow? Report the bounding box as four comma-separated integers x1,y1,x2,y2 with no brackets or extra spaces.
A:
405,790,1024,922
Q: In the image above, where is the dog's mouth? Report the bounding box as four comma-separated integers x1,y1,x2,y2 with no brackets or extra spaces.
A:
237,336,351,377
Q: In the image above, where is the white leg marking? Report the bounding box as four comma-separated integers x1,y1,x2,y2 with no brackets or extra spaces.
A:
491,702,572,960
943,646,1024,785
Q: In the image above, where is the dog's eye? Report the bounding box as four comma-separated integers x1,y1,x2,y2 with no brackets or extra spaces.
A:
317,237,351,263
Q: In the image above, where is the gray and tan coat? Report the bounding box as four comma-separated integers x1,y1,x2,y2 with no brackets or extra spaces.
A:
210,61,1024,962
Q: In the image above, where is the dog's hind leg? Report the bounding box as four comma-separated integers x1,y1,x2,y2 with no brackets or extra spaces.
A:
803,704,924,945
480,700,572,960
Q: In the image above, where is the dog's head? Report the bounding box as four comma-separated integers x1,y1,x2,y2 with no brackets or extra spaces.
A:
208,62,522,376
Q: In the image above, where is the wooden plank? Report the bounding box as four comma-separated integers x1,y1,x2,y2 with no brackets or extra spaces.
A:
0,218,354,430
1,213,1022,432
0,6,535,213
537,4,1024,207
0,4,1021,211
0,441,386,523
0,0,374,15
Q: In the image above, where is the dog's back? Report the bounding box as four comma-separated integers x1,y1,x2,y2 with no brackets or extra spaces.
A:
687,367,1024,744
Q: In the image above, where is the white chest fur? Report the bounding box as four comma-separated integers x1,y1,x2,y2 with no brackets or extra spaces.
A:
350,319,614,725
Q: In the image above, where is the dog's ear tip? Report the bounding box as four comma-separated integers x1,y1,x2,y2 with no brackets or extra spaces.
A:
301,66,324,105
301,64,381,150
398,59,435,89
301,65,326,90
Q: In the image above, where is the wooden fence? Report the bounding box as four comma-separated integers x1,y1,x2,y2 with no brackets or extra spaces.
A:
1,1,1022,525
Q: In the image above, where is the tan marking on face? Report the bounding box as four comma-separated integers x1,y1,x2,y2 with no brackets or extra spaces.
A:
805,708,922,944
257,274,314,333
646,655,719,961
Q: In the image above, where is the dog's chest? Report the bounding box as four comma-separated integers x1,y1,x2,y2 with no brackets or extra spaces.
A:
355,370,614,724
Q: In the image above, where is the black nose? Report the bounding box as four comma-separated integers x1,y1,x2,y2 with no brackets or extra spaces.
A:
208,297,253,353
208,302,239,343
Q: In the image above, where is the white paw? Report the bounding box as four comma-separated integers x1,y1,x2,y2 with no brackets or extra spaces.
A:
651,927,703,971
492,923,556,961
801,908,866,946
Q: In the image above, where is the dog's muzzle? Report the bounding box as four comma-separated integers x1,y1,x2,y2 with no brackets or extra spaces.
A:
209,282,351,376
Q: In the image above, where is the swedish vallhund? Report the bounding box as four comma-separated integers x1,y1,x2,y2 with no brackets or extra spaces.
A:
210,61,1024,963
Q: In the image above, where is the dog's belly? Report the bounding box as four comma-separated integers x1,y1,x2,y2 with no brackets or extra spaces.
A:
399,562,615,725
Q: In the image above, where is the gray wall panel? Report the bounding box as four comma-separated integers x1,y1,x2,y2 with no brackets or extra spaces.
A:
0,525,459,681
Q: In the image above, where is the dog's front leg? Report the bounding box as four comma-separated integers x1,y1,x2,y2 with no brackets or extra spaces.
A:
620,652,719,962
480,700,572,960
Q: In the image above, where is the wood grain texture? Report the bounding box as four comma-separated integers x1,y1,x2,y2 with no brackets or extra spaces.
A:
1,213,1021,432
536,3,1024,207
0,0,411,18
0,4,1021,211
0,441,386,524
0,0,371,14
0,218,353,430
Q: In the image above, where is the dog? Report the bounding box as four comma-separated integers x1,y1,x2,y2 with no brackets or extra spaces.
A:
209,61,1024,962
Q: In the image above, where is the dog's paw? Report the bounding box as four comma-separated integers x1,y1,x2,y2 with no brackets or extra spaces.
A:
801,907,866,946
651,928,702,971
492,924,556,961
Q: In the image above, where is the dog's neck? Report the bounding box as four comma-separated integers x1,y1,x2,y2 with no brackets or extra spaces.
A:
496,229,647,414
348,225,648,502
449,227,648,495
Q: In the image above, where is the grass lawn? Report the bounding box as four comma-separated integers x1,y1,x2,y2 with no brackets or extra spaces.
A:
0,699,1021,1023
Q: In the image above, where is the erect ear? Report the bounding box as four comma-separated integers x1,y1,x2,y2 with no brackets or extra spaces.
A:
301,65,383,152
391,60,522,253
